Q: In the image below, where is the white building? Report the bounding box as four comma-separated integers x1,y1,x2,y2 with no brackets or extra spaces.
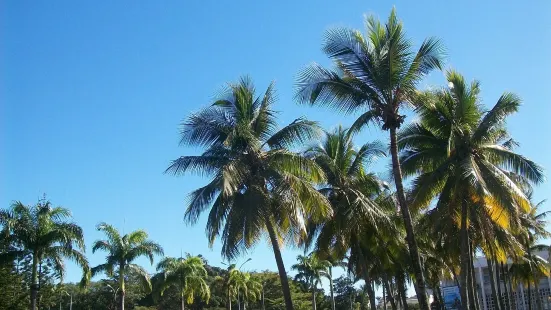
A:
440,251,551,310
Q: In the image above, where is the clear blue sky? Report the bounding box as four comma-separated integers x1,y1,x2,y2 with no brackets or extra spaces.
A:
2,0,550,295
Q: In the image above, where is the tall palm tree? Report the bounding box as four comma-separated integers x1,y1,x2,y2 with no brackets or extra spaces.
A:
155,254,210,310
0,200,89,310
91,222,163,310
304,126,387,310
166,77,332,310
295,9,445,309
397,70,544,309
292,254,331,310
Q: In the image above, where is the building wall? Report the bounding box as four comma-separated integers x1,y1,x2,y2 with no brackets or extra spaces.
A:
440,251,551,310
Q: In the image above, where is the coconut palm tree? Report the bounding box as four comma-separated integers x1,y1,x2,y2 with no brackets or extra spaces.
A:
397,70,544,309
304,126,388,310
292,254,331,310
155,254,210,310
0,199,89,310
295,9,445,309
91,222,163,310
166,77,332,310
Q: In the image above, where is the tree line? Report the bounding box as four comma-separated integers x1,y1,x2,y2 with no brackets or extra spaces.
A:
1,7,548,310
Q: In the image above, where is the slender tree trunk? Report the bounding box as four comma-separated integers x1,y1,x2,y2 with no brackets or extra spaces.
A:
488,258,501,310
383,281,388,310
460,196,470,310
228,287,232,310
385,277,397,310
501,262,510,310
330,267,336,310
266,219,294,310
262,286,266,310
119,263,125,310
469,248,481,310
389,127,430,310
312,289,317,310
357,243,377,310
496,259,505,310
467,251,477,310
182,293,185,310
528,283,533,310
30,253,39,310
397,274,409,310
435,286,445,310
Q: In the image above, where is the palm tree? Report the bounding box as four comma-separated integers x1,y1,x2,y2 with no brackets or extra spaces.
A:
91,222,163,310
304,126,387,310
292,254,331,310
0,199,89,310
155,254,210,310
295,9,445,309
397,70,544,309
166,77,332,310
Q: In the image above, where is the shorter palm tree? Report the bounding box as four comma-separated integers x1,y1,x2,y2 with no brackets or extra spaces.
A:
155,254,210,310
91,222,163,310
292,253,331,310
0,200,89,310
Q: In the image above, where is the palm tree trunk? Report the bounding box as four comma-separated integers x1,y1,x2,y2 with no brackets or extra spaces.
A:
357,243,377,310
30,253,39,310
460,196,470,310
528,283,533,310
385,277,397,310
228,287,232,310
389,127,430,310
330,267,336,310
312,289,317,310
495,259,505,310
265,219,294,310
119,263,125,310
182,293,185,310
383,280,388,310
470,248,481,310
467,252,477,310
534,280,543,310
488,258,501,310
397,273,409,310
501,262,510,310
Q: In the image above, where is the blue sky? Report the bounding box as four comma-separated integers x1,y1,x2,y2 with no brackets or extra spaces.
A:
2,0,550,294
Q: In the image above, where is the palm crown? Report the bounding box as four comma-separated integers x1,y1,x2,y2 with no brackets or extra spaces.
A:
167,76,333,310
91,222,163,310
155,255,210,308
0,200,89,310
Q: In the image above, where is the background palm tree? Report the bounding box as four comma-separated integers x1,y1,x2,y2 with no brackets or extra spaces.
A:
0,199,89,310
398,70,544,309
292,253,330,310
91,222,163,310
166,76,332,310
304,126,387,310
295,9,445,309
155,254,210,310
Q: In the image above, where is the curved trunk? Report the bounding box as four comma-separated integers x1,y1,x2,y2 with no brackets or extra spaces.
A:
389,127,430,310
266,219,294,310
488,258,501,310
460,196,470,310
469,248,480,310
329,268,336,310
